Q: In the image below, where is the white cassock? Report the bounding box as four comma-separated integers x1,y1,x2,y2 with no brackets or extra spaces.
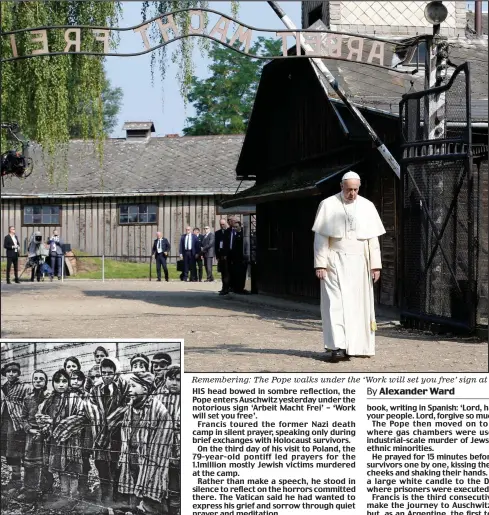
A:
312,193,386,356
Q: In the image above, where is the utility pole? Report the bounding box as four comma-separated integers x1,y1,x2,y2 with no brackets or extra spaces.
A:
475,0,483,36
267,1,401,178
423,2,449,317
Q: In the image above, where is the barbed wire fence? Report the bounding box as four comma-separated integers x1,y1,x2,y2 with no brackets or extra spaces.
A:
1,341,181,383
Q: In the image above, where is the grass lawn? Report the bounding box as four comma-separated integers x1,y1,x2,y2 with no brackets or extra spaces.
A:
2,253,221,280
71,253,221,280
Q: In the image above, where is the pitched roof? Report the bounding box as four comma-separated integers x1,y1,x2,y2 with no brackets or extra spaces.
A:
2,135,246,198
223,162,358,207
310,20,488,122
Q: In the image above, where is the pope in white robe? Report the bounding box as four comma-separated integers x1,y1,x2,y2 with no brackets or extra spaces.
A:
312,172,386,358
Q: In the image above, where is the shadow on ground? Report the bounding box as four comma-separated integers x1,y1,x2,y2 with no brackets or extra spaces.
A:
81,289,486,344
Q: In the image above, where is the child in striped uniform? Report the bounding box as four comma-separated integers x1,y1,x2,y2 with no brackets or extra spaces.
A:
131,353,150,376
69,369,94,500
163,365,181,515
19,370,51,502
1,362,30,494
85,346,108,393
36,369,85,511
150,352,172,401
116,371,173,514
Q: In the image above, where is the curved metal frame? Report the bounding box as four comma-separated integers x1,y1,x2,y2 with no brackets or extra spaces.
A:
1,6,425,75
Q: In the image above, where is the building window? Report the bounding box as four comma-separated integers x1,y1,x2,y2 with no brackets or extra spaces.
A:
23,205,61,225
408,41,427,66
119,204,157,224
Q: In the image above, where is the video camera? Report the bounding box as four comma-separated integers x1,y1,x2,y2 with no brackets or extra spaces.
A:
34,234,43,244
1,150,29,178
0,122,33,184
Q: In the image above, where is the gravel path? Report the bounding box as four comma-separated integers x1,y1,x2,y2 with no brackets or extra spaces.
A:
1,280,487,373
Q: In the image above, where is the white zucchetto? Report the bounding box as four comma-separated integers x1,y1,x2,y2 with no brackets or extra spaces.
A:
342,171,361,182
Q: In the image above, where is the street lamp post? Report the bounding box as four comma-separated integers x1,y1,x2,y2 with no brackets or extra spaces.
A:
424,1,449,142
423,1,449,318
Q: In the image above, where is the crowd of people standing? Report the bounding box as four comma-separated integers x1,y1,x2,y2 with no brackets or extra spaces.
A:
1,346,181,515
3,226,64,284
152,216,249,295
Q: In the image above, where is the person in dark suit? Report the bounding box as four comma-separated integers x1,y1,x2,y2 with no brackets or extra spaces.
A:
3,226,20,284
47,229,64,281
230,220,249,294
152,231,171,282
193,228,204,282
215,218,231,295
179,226,198,282
201,226,215,282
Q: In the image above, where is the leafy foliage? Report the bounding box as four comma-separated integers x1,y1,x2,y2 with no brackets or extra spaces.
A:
69,78,124,138
183,37,282,135
140,1,239,100
0,1,121,181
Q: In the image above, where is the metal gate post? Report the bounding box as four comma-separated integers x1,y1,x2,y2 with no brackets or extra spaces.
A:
424,24,448,317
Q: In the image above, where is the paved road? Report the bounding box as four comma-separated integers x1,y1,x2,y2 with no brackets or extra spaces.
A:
1,280,487,373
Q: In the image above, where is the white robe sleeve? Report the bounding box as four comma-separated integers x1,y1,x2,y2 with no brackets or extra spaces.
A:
314,233,329,269
368,237,382,270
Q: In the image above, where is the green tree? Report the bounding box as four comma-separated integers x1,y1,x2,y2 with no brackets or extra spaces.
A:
69,78,124,138
183,37,281,136
141,1,239,98
1,1,120,178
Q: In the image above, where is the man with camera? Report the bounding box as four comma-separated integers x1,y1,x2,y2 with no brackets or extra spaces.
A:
47,230,64,281
3,226,20,284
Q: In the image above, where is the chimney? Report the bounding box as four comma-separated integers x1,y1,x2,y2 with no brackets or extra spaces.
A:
122,122,155,141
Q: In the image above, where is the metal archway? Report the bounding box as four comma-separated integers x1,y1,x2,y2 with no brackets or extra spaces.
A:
1,4,432,177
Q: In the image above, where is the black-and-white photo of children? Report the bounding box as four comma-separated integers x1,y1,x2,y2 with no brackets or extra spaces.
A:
1,341,181,515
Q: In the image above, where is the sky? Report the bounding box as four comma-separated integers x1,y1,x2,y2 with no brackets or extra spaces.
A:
466,1,488,10
104,1,302,137
105,1,487,138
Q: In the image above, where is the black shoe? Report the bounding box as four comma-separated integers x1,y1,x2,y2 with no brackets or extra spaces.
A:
332,349,349,360
6,280,11,284
219,290,229,296
15,279,20,284
157,278,161,282
57,276,61,280
165,278,169,282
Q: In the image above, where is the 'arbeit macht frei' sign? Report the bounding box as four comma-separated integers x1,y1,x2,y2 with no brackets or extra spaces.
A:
3,9,416,69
